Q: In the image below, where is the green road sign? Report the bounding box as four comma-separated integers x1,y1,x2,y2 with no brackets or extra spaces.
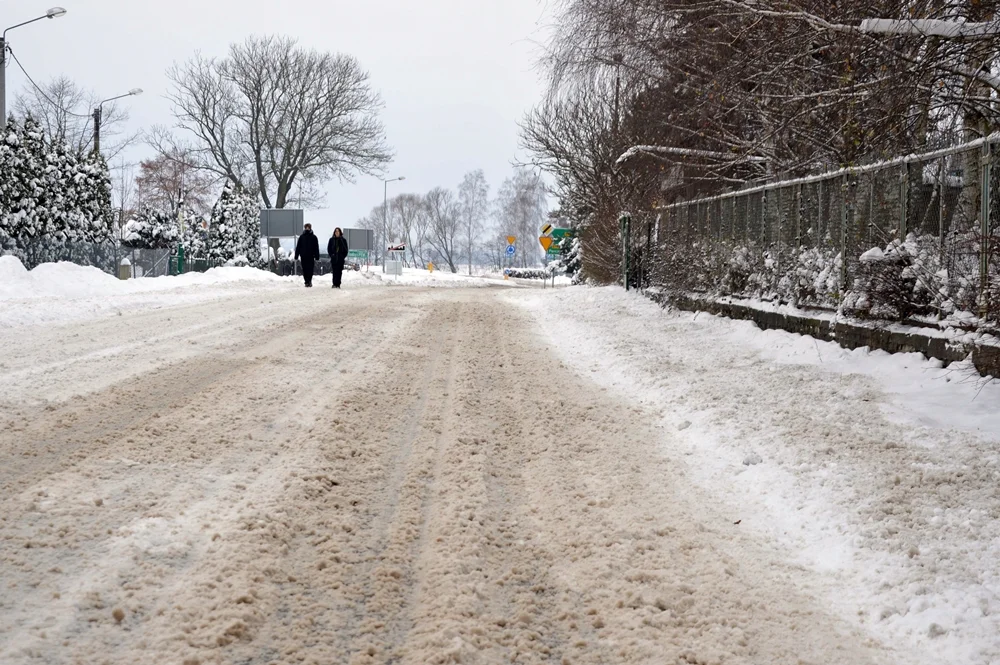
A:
551,228,578,239
348,249,369,259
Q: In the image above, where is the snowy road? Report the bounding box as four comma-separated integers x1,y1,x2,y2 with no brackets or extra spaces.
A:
0,285,992,664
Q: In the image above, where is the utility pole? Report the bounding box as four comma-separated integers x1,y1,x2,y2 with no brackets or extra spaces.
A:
1,36,7,124
92,106,102,154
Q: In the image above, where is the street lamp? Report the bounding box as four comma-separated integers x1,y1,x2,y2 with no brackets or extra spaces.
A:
0,7,68,122
383,176,405,262
93,88,142,155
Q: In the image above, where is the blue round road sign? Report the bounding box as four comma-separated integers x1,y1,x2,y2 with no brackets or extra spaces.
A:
506,245,516,257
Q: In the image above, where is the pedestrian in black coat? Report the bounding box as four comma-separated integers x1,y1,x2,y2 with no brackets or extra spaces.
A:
295,224,320,287
327,227,349,289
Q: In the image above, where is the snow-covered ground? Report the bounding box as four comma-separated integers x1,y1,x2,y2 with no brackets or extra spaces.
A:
514,286,1000,665
0,257,511,328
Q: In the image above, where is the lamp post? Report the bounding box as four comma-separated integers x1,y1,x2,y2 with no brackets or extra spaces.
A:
382,176,405,264
93,88,142,155
0,7,67,122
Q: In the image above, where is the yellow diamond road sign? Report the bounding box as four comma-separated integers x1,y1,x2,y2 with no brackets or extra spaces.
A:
539,236,554,251
507,236,516,246
541,224,553,236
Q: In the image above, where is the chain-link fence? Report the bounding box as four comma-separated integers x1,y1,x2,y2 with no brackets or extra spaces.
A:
647,138,1000,326
3,240,221,279
5,238,125,274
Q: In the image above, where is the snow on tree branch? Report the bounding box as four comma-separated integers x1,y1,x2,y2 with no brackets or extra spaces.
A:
616,145,769,167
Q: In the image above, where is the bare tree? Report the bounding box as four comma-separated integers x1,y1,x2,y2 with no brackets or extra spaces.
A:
496,170,549,268
390,193,424,268
413,198,432,268
457,170,490,275
424,187,461,272
165,35,392,209
136,148,218,216
14,76,139,159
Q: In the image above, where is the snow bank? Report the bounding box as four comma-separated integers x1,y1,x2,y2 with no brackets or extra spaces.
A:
0,256,289,328
0,256,281,302
513,286,1000,665
0,257,519,328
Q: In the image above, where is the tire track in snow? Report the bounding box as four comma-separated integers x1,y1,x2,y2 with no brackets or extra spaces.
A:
0,292,420,665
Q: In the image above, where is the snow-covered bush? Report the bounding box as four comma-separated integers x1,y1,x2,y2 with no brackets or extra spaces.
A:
842,244,922,320
840,233,985,322
776,247,842,308
207,183,262,266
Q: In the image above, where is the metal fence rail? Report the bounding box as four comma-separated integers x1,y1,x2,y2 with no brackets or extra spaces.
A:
647,137,999,324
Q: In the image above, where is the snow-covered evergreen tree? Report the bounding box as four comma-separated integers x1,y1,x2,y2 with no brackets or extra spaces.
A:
0,117,17,248
207,182,262,265
0,115,115,258
3,117,46,242
179,206,209,258
75,150,115,243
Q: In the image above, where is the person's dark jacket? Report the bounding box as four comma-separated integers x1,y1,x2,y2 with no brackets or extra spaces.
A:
295,230,320,263
328,236,349,266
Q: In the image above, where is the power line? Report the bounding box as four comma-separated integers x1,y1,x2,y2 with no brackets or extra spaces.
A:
6,46,91,119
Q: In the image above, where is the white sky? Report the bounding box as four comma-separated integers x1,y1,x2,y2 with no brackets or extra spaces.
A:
2,0,552,238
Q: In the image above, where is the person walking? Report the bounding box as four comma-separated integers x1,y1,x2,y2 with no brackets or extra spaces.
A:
328,227,349,289
294,223,320,287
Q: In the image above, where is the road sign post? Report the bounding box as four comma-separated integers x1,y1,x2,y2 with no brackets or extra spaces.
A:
619,213,632,291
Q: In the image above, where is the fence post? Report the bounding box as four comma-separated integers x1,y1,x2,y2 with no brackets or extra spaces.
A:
620,213,632,292
776,186,782,274
840,174,849,295
899,162,909,242
818,178,824,243
794,184,802,247
938,157,946,261
980,141,991,317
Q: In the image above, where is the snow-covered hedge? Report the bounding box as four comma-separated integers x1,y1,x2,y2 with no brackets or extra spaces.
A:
505,268,553,280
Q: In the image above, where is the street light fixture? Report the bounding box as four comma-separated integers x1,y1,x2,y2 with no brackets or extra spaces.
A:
0,7,68,121
93,88,143,155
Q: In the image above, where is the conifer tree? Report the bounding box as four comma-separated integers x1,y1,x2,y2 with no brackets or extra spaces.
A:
207,182,262,265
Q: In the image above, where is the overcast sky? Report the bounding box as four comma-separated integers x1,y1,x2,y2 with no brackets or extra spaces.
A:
2,0,552,238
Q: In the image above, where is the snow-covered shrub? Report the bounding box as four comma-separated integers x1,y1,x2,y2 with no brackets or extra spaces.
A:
840,233,985,322
776,247,842,308
842,245,920,320
658,239,718,293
